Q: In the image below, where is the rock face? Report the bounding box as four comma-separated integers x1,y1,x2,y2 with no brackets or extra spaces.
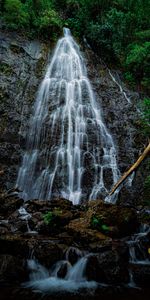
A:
0,194,150,300
0,28,150,300
0,30,49,192
83,48,148,205
0,28,149,204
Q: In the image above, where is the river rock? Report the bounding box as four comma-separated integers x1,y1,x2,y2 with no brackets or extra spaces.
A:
0,254,28,284
86,247,129,284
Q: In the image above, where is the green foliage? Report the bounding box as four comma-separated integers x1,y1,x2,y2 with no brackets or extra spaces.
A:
43,211,54,225
124,71,136,87
143,161,150,207
0,62,13,75
1,0,150,90
101,224,110,231
91,215,110,233
91,216,100,227
135,30,150,42
144,175,150,190
34,8,62,38
43,208,62,225
140,98,150,136
66,0,150,90
125,43,150,80
4,0,30,29
2,0,62,39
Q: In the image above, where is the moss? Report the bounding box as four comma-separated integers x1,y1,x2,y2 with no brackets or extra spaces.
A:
99,69,107,77
35,43,50,78
0,115,8,132
90,215,110,234
35,56,46,78
0,63,13,76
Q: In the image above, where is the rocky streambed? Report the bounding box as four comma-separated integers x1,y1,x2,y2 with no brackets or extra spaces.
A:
0,190,150,300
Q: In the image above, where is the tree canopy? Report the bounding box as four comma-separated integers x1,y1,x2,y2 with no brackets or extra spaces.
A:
1,0,150,91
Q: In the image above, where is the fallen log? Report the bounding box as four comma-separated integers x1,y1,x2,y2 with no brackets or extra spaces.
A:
109,142,150,196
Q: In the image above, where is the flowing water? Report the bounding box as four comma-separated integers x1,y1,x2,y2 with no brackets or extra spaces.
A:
127,224,150,288
128,224,150,265
108,69,131,104
24,248,97,293
18,206,37,234
17,28,120,204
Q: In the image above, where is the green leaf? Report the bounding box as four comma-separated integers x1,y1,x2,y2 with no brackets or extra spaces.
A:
101,224,109,231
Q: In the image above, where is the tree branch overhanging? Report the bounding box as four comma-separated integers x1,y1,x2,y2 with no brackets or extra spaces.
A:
109,142,150,196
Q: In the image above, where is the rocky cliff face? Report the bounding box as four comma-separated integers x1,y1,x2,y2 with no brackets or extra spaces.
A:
0,29,148,204
0,30,49,192
84,48,148,205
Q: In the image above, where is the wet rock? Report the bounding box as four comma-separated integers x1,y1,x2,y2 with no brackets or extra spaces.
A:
88,200,138,237
66,216,110,244
0,29,48,192
10,219,29,233
35,210,73,235
85,48,148,205
0,194,23,215
34,242,67,269
0,234,68,270
0,235,30,258
26,198,73,213
131,263,150,287
1,28,148,205
35,220,50,235
138,208,150,224
0,254,28,284
0,226,9,235
0,220,11,235
32,211,43,221
22,41,43,60
86,248,129,284
65,247,83,265
57,261,69,278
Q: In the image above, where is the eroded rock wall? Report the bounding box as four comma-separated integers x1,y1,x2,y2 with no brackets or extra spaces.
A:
0,30,148,204
0,30,49,191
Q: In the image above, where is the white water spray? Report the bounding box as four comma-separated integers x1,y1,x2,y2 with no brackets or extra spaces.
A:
127,224,150,288
24,249,97,293
108,69,131,104
17,28,119,204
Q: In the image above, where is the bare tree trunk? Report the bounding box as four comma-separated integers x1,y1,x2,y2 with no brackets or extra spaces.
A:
109,142,150,196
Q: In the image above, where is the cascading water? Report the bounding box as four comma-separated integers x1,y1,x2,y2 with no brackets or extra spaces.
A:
127,224,150,288
127,224,150,265
17,28,119,204
108,69,131,104
24,249,97,293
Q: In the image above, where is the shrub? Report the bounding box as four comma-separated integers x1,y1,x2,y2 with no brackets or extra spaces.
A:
43,211,54,225
4,0,30,29
91,215,110,233
125,42,150,87
140,97,150,136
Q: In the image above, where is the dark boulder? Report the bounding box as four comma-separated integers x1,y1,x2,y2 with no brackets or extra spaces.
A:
86,247,129,284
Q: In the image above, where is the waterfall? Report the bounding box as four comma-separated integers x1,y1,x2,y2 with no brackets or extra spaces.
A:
127,224,150,288
24,250,97,293
127,224,150,265
17,28,119,204
108,69,131,104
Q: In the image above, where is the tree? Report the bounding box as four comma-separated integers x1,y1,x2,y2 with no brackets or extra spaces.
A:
4,0,30,29
125,42,150,88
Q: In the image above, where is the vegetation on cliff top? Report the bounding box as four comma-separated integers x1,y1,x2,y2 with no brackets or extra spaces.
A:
1,0,150,92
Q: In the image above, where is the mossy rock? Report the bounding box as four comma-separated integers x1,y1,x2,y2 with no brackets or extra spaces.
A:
0,63,13,76
87,200,138,237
